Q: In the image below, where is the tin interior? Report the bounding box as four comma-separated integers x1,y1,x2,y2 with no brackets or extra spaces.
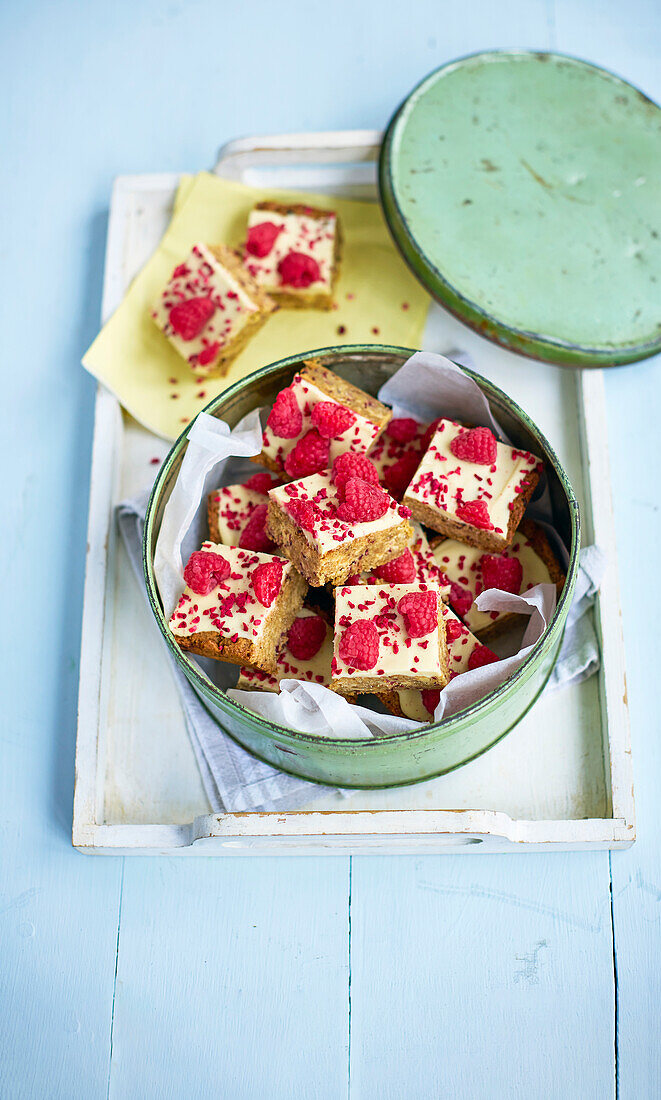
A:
142,346,580,752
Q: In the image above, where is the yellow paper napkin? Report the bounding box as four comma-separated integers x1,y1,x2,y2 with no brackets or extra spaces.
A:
83,172,430,440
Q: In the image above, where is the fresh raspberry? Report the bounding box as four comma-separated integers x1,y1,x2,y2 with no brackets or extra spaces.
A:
284,429,330,479
444,616,464,643
373,549,416,584
287,615,327,660
421,689,440,716
383,449,420,500
455,499,494,530
266,387,303,439
311,400,357,439
277,251,321,288
386,418,420,444
286,498,319,533
251,560,283,607
337,478,389,523
338,620,380,671
183,550,230,595
480,554,523,594
243,472,279,495
398,591,438,638
168,296,216,340
239,504,275,553
450,426,498,465
197,342,221,367
467,644,499,671
421,417,443,451
246,221,283,258
331,452,380,497
449,581,473,619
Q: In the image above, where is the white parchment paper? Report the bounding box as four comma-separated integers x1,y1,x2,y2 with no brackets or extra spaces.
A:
153,351,592,739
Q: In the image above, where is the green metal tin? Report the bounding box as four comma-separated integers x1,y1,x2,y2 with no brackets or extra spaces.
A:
379,51,661,367
143,346,580,788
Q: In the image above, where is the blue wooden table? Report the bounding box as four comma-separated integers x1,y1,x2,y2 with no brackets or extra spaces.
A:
2,2,660,1096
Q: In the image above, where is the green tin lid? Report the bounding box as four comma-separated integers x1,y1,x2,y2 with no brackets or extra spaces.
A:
379,50,661,367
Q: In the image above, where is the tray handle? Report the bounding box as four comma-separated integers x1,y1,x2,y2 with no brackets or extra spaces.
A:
213,129,383,182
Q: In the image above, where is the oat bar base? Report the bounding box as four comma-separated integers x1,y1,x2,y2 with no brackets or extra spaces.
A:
402,467,540,553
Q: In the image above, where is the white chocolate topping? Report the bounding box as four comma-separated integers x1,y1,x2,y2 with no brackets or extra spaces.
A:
405,419,541,536
433,531,554,635
269,471,410,555
169,541,292,643
332,583,446,682
152,243,258,371
236,608,333,692
244,208,337,293
262,373,383,473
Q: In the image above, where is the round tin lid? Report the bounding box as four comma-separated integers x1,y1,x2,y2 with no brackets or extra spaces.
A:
379,50,661,367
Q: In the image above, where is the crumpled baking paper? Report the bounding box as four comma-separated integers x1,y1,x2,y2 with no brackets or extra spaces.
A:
153,351,598,738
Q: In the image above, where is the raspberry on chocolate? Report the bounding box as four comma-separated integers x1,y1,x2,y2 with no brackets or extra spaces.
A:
398,591,438,638
287,614,327,660
183,550,230,595
421,417,443,451
421,689,440,716
311,400,357,439
251,560,283,607
480,553,523,594
450,426,498,465
266,387,303,439
337,478,389,523
196,342,221,367
383,450,421,501
455,499,494,530
243,471,280,495
285,498,319,533
284,429,330,479
449,580,473,619
467,644,499,671
246,221,283,258
373,549,417,584
386,418,421,444
444,616,464,643
169,296,216,341
338,620,380,671
239,504,276,554
331,451,380,497
278,251,321,288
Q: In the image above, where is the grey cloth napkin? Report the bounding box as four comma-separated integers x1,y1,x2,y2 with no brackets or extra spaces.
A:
117,494,604,811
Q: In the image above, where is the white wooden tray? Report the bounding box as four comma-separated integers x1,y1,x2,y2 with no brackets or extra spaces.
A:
73,130,634,854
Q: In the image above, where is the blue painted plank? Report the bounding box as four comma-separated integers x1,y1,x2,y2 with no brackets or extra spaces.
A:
349,855,615,1100
538,6,661,1097
604,354,661,1098
108,858,350,1100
